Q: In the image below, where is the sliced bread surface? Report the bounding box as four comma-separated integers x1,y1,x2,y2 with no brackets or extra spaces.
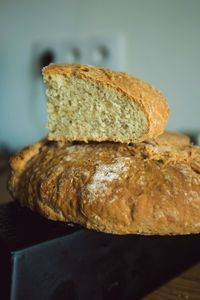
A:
42,64,170,143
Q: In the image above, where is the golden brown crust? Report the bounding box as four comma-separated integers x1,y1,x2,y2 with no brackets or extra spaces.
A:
47,130,190,147
8,131,200,235
42,64,170,143
9,139,46,172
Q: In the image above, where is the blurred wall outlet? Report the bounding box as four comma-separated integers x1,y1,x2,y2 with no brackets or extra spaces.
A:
33,35,125,72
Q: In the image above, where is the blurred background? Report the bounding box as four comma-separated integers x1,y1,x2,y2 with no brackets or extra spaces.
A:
1,0,200,151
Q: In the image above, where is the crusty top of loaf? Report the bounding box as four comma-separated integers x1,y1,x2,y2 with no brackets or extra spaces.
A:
8,131,200,235
42,64,170,142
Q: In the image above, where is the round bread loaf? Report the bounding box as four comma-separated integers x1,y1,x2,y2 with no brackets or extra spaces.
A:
8,131,200,235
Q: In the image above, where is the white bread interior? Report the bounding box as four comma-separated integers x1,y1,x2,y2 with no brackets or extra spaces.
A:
44,74,148,142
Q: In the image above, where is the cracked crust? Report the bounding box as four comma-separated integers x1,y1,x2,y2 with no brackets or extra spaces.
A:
8,131,200,235
42,64,170,143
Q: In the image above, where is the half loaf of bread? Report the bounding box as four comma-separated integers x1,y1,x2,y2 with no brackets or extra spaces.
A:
8,131,200,235
42,64,170,143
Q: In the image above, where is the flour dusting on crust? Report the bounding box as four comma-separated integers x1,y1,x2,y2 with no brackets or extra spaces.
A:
86,158,130,203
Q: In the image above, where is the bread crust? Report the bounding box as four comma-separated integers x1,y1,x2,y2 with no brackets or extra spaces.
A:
42,64,170,143
8,131,200,235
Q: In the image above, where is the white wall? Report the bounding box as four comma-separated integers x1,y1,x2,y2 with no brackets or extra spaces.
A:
1,0,200,149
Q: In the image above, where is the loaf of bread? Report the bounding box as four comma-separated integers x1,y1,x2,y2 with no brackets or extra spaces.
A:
42,64,170,143
8,131,200,235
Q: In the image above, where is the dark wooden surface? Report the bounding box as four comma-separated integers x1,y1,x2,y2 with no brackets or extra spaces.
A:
1,157,200,299
143,262,200,300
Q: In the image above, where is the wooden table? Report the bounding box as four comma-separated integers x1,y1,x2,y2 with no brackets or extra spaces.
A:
1,157,200,299
143,263,200,299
